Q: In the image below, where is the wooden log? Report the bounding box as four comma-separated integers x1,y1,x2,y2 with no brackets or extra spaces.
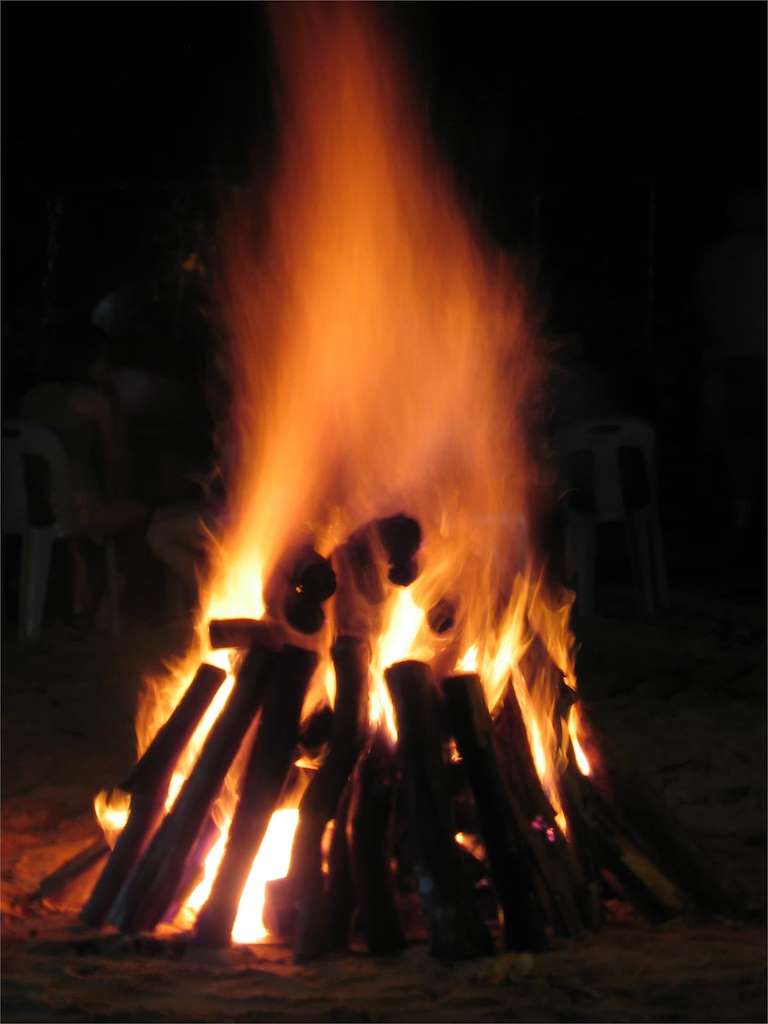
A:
377,514,421,586
81,663,227,926
385,661,493,960
326,776,357,953
441,673,550,951
121,664,227,794
289,547,337,604
298,705,334,753
109,641,281,933
571,707,738,917
342,524,386,605
208,618,285,651
557,758,604,930
493,686,587,938
34,838,109,904
427,598,457,635
348,731,406,955
289,635,370,962
270,545,336,635
161,816,221,924
194,645,318,946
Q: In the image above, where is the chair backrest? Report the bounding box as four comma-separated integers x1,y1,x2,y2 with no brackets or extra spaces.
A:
556,416,658,522
1,419,76,535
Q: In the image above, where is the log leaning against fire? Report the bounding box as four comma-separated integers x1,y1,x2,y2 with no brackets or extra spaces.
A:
441,672,551,951
109,640,282,933
80,662,227,927
194,645,318,947
288,635,370,961
568,706,739,920
385,660,493,960
33,837,110,906
493,682,589,938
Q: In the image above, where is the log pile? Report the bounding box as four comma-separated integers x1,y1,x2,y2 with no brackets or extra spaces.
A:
40,514,739,962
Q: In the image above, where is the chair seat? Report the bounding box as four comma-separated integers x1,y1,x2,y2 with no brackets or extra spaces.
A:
556,417,669,616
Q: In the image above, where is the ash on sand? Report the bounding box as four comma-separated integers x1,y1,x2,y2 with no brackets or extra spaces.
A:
2,596,765,1023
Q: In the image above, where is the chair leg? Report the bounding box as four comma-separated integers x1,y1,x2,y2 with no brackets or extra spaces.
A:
650,519,670,609
104,539,121,637
571,514,596,617
20,528,55,642
628,512,655,616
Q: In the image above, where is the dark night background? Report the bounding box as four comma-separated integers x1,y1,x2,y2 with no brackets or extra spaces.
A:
2,1,766,603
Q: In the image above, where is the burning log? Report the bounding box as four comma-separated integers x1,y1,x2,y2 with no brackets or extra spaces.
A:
493,686,588,939
385,660,493,960
194,645,318,947
377,514,421,586
209,618,285,650
427,597,457,635
270,545,337,635
348,731,406,955
441,673,550,951
298,704,334,754
342,524,387,606
162,816,222,924
289,635,369,961
80,663,227,927
109,641,281,933
572,709,738,918
326,776,357,952
34,837,110,905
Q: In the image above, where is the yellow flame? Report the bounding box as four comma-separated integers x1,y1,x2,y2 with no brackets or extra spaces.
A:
232,809,300,943
93,789,130,847
370,589,427,738
457,643,479,672
568,704,591,776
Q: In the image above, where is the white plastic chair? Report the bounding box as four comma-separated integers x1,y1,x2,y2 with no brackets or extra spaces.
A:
556,417,669,616
1,419,120,641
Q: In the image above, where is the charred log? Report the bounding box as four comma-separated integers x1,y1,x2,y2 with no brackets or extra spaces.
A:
81,663,227,927
289,635,369,962
493,686,588,938
34,838,109,905
194,645,318,947
385,660,493,959
326,776,357,953
348,731,406,955
209,619,285,651
298,704,334,754
573,708,739,918
427,598,457,635
121,664,227,794
109,641,280,933
377,514,421,586
441,673,550,951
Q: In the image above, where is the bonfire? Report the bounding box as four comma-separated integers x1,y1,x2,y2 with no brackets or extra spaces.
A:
37,4,732,963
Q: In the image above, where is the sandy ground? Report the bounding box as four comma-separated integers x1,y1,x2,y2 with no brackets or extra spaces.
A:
2,587,765,1023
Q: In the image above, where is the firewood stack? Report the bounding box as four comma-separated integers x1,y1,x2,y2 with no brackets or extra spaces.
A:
41,513,738,961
